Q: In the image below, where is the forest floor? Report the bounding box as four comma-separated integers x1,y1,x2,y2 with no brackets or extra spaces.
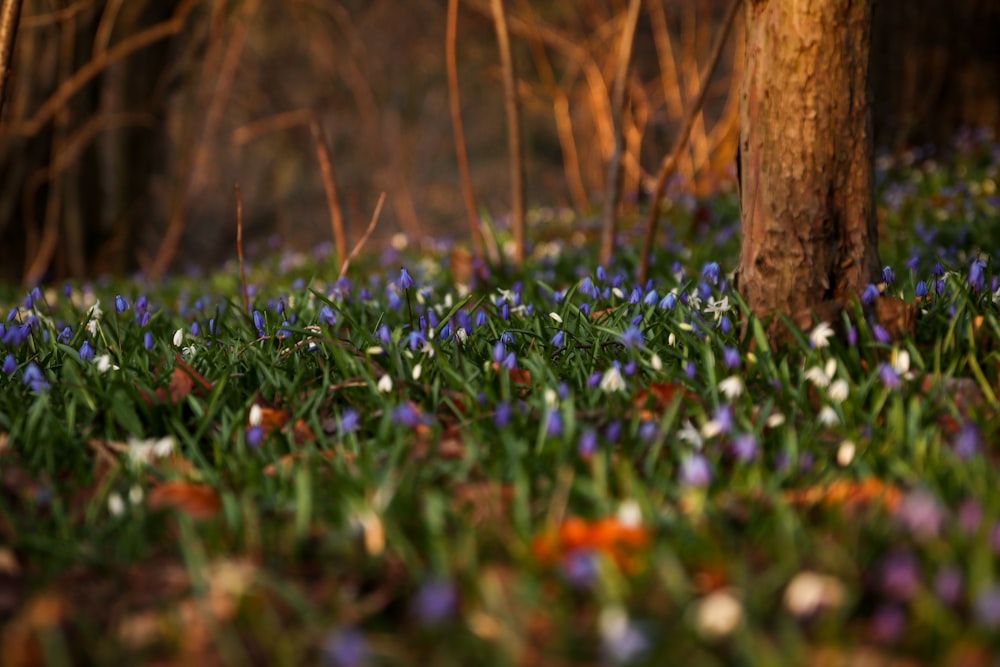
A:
1,131,1000,666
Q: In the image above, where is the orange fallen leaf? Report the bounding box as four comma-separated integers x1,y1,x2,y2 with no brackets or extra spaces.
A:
250,406,316,444
784,477,902,514
533,515,651,574
148,482,221,520
263,449,340,476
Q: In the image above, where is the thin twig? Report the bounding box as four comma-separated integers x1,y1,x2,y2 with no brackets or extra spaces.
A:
638,0,740,285
446,0,488,266
309,115,348,270
235,183,249,315
13,0,200,138
339,192,386,282
599,0,642,267
231,108,312,146
490,0,525,267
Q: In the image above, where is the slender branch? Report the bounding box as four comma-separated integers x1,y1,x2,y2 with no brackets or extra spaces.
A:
0,0,23,120
235,183,249,315
490,0,525,267
310,115,348,269
598,0,642,267
446,0,488,266
339,192,386,281
13,0,200,138
638,0,740,285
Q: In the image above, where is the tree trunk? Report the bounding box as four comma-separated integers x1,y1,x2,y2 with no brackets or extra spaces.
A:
736,0,881,328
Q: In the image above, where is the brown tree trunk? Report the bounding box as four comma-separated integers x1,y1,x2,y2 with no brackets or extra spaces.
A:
736,0,881,328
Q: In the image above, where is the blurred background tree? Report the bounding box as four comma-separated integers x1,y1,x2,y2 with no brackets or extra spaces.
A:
0,0,996,285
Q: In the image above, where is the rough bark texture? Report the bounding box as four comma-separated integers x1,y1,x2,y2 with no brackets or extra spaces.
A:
736,0,881,326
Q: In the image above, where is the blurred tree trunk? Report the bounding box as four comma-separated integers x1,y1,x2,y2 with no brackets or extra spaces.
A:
736,0,881,329
872,0,1000,149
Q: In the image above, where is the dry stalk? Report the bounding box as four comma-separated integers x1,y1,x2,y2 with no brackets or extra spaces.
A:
235,183,249,315
309,116,348,270
0,0,22,119
598,0,642,267
339,192,386,281
446,0,488,265
638,0,741,285
490,0,525,267
14,0,200,139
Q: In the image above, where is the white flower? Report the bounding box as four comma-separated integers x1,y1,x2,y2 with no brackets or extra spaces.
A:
817,405,840,426
411,363,423,381
611,287,625,300
599,365,626,393
828,379,850,403
650,353,663,372
617,500,642,528
678,322,694,332
182,345,197,358
809,321,835,348
891,348,911,376
766,412,786,428
837,440,856,466
249,404,263,427
376,374,394,393
172,328,184,347
703,296,730,321
548,312,563,324
108,492,125,517
687,293,703,310
804,366,831,388
543,388,559,408
94,354,117,373
128,485,144,505
693,589,743,640
455,327,468,344
668,333,677,346
366,346,384,356
718,375,744,399
678,420,704,449
825,358,837,379
126,435,176,468
783,571,846,617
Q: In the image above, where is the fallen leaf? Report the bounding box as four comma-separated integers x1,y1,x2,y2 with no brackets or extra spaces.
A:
533,515,651,574
783,477,902,513
148,483,221,520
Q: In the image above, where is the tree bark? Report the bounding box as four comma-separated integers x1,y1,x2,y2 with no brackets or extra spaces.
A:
736,0,881,328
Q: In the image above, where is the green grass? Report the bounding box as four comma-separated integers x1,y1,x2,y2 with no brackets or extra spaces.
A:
2,134,1000,665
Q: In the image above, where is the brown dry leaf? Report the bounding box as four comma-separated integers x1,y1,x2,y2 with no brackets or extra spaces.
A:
148,482,221,520
784,477,903,514
252,406,316,445
263,449,341,476
1,592,68,667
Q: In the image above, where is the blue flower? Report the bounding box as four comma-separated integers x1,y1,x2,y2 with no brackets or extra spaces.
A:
702,262,721,285
658,293,677,311
253,310,265,334
642,289,659,307
578,429,598,459
57,327,73,344
246,426,265,447
546,411,563,438
872,324,891,343
879,363,901,390
551,330,565,349
862,284,880,305
22,362,50,394
319,305,337,327
115,295,129,314
969,258,987,293
494,402,512,428
398,267,415,290
596,266,607,283
2,354,16,376
882,266,895,285
680,454,712,487
915,281,929,298
412,578,457,625
393,403,422,428
723,347,741,369
144,332,155,351
475,310,488,328
731,433,758,462
619,326,644,350
135,295,148,316
321,628,369,667
79,341,95,362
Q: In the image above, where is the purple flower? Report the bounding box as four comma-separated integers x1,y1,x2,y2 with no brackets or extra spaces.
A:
546,411,564,438
934,567,963,606
847,326,858,347
882,266,895,285
878,363,901,390
22,362,50,394
563,550,599,589
862,284,880,305
408,331,427,351
915,281,929,298
605,420,622,443
135,295,148,316
115,295,129,314
393,403,423,428
253,310,265,334
338,409,360,436
551,330,565,349
2,354,16,376
144,332,155,351
872,324,891,343
376,324,391,347
494,402,512,428
680,454,712,488
247,426,265,447
578,429,598,459
969,258,987,293
880,550,921,601
596,266,608,283
642,290,659,307
895,490,944,540
398,267,415,290
319,305,337,327
723,347,740,369
720,316,732,335
412,578,458,625
658,293,677,311
702,262,721,285
958,498,983,534
638,421,658,443
619,326,644,350
475,310,488,328
953,421,981,460
57,327,72,344
322,628,369,667
974,587,1000,628
731,433,758,462
79,341,95,362
684,361,697,380
870,605,906,644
